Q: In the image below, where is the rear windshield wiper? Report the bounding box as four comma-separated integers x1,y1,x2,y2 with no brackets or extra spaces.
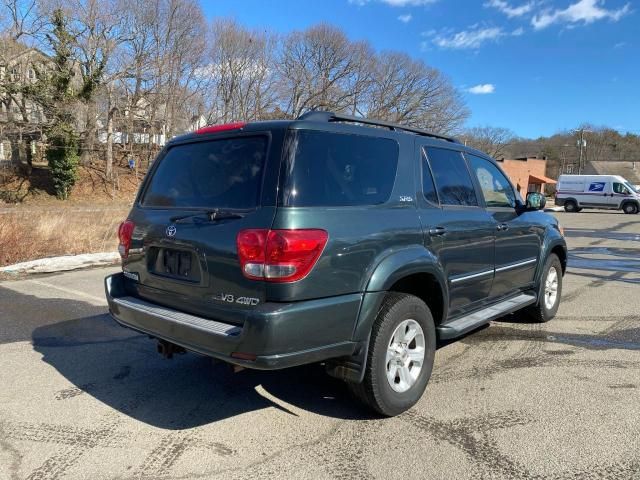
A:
170,209,245,223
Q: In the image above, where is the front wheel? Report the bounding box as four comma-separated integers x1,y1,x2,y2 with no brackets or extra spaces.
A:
349,293,436,416
564,200,578,213
622,203,639,214
523,254,562,323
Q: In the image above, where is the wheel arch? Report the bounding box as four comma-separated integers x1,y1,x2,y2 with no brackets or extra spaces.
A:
536,233,568,287
620,199,640,212
356,247,447,341
326,246,447,384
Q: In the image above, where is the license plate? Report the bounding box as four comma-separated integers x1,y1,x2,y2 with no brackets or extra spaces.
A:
162,249,192,277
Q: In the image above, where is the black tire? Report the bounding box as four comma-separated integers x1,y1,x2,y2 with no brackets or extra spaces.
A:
622,203,638,214
564,200,578,213
523,254,562,323
348,292,436,417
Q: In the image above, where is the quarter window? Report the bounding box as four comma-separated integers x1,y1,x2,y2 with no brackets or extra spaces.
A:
282,130,398,207
424,147,478,207
467,154,516,208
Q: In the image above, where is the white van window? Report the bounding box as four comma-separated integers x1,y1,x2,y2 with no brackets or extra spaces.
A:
613,182,631,195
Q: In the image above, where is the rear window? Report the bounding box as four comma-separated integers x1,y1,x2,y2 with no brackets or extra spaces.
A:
282,130,398,207
141,136,267,209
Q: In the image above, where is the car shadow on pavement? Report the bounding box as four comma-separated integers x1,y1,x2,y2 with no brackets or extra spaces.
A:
17,291,377,429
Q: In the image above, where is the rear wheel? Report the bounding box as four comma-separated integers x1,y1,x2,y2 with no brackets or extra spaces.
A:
564,200,578,213
349,293,436,416
622,203,639,214
523,254,562,323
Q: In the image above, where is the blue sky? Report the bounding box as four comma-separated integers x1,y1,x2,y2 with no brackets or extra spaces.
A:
206,0,638,138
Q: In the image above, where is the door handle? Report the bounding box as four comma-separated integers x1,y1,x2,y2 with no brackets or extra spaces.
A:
428,226,447,236
497,223,509,231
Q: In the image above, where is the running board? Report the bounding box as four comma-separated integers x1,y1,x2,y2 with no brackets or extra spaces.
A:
437,293,537,340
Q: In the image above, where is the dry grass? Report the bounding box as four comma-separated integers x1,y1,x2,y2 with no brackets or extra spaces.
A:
0,207,130,267
0,165,143,206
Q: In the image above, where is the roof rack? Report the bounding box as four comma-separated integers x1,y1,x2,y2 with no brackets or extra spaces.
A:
297,110,460,144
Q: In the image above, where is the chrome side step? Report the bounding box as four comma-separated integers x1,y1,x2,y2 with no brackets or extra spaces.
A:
112,296,242,337
437,293,537,340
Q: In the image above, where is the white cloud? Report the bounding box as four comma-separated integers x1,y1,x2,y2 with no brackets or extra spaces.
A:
432,26,506,49
350,0,437,5
398,13,413,22
467,84,496,94
381,0,436,5
532,0,631,30
484,0,535,17
428,22,526,50
614,41,627,48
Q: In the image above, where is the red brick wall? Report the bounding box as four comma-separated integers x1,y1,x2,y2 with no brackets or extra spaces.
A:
498,158,548,197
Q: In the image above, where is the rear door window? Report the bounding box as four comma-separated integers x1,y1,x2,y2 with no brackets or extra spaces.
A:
424,147,478,207
141,136,268,209
282,130,398,207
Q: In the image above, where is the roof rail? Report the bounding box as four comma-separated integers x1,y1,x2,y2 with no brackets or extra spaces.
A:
297,110,460,144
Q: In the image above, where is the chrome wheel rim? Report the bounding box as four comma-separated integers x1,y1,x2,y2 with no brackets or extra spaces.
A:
386,319,425,393
544,266,559,310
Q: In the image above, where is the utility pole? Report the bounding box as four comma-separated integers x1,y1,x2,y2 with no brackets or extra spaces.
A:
572,128,591,174
577,129,585,174
560,144,570,175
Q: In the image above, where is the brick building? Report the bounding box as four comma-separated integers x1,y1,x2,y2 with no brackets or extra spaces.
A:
496,156,556,197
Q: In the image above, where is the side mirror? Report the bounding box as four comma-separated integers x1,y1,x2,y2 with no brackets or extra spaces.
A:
526,192,546,210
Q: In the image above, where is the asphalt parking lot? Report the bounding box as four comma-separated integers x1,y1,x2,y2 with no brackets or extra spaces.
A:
1,211,639,480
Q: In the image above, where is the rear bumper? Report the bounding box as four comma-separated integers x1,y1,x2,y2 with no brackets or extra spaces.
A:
554,197,566,207
105,273,360,369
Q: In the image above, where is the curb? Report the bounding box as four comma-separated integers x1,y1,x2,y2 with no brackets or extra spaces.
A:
0,252,120,275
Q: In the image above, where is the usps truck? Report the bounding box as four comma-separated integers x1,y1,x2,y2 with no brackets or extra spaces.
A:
555,175,640,214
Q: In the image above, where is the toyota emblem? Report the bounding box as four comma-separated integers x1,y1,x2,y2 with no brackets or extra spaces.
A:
166,225,177,237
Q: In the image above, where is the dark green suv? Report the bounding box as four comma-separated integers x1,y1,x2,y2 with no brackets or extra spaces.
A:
105,111,567,416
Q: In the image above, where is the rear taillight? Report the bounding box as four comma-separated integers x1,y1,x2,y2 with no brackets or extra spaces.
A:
237,229,328,282
118,220,135,258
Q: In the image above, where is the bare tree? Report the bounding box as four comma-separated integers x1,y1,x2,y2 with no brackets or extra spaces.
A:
206,18,277,123
277,24,364,117
462,126,517,159
1,0,46,40
365,52,468,134
149,0,206,138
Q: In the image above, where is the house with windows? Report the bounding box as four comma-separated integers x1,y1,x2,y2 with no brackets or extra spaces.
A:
0,40,49,127
0,39,50,164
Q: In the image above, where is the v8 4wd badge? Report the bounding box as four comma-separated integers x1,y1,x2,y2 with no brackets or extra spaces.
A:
212,293,259,306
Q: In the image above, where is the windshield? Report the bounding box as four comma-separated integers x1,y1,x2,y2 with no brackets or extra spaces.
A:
141,136,268,209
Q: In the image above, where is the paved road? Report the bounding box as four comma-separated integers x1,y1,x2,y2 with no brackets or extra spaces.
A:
1,211,639,479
